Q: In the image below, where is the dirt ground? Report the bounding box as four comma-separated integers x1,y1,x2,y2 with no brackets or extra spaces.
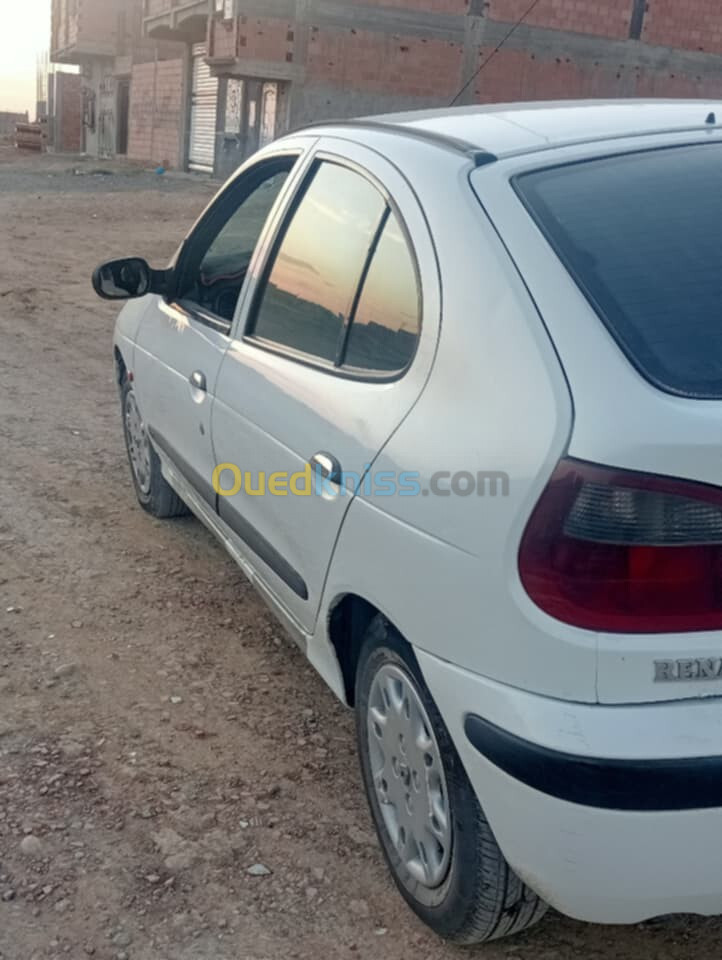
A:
0,145,720,960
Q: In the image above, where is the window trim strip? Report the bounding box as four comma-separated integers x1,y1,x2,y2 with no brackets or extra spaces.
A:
335,205,391,368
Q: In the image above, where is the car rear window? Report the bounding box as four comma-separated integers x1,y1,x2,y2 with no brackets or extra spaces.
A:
514,143,722,398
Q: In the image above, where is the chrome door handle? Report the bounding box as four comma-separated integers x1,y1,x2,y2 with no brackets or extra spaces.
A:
190,370,207,392
310,452,342,485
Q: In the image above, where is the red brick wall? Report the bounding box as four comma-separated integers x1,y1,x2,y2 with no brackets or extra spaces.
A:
487,0,633,39
307,27,463,99
468,46,722,103
127,58,184,168
642,0,722,55
238,16,294,62
209,15,295,63
55,72,82,153
210,17,237,59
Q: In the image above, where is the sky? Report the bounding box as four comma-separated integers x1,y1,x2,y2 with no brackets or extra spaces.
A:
0,0,51,114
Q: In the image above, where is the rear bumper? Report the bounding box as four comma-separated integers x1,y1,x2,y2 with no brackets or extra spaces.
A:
417,649,722,924
464,713,722,811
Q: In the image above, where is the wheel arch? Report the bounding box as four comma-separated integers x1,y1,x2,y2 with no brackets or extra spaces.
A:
327,592,412,706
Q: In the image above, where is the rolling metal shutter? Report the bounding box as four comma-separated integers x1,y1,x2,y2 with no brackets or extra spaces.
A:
189,44,218,173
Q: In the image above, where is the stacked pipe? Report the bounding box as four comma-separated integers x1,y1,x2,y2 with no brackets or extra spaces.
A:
15,119,47,152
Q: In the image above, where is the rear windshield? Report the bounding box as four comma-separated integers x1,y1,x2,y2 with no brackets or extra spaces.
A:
514,143,722,399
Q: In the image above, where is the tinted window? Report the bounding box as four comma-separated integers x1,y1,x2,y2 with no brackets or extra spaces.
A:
199,171,289,281
343,212,420,372
178,160,293,322
515,144,722,398
252,162,386,362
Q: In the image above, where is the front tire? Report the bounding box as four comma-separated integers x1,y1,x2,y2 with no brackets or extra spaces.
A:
355,616,547,944
120,379,188,519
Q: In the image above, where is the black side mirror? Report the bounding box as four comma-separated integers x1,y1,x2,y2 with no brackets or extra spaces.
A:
92,258,172,301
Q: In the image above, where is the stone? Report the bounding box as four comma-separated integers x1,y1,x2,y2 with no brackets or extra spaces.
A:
246,863,271,877
349,898,370,918
111,930,132,948
54,663,77,678
20,835,43,857
347,826,376,847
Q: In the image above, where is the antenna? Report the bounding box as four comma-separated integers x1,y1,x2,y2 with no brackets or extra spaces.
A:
450,0,543,107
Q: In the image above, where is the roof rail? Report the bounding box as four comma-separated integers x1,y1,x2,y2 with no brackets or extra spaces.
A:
303,118,498,166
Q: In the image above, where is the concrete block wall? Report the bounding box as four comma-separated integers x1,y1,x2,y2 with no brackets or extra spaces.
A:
127,58,185,168
52,0,79,53
52,0,134,56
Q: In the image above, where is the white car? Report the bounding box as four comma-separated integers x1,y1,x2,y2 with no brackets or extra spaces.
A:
94,99,722,943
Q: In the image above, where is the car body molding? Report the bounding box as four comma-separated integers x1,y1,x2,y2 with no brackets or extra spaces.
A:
148,427,309,601
465,712,722,811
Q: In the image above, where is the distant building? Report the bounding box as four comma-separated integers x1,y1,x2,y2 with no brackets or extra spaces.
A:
50,0,722,175
50,0,182,161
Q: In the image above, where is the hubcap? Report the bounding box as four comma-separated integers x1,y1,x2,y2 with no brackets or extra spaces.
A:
367,664,452,889
124,391,152,495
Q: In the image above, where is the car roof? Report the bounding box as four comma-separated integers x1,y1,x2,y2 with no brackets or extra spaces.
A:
349,99,722,160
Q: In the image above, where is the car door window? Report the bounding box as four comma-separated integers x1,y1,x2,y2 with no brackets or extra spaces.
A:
342,211,420,372
250,161,386,362
176,157,296,325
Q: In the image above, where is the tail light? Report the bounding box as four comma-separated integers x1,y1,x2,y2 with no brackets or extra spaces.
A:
518,458,722,633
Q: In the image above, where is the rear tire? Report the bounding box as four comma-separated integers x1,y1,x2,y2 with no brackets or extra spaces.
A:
355,615,548,944
120,378,188,519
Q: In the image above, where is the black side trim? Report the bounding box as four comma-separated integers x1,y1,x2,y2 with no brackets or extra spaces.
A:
147,428,216,510
218,498,309,601
148,428,308,600
465,713,722,812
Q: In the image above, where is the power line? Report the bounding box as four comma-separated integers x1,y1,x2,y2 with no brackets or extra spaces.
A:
450,0,544,107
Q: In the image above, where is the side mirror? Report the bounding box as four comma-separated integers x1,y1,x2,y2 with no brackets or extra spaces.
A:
91,258,172,301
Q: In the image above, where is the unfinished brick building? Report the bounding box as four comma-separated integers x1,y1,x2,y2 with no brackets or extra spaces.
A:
50,0,182,162
53,0,722,175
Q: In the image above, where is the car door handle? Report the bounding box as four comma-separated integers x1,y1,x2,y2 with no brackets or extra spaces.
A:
190,370,207,392
310,452,342,485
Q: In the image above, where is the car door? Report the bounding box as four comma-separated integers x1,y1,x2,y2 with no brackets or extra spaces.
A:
132,145,309,507
212,140,441,632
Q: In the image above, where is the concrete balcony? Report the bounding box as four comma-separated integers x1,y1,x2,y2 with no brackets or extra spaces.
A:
143,0,210,43
51,38,118,64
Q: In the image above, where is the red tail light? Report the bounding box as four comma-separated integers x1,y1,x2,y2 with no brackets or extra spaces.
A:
518,458,722,633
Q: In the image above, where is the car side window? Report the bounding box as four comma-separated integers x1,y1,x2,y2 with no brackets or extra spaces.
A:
250,161,386,363
249,159,421,375
342,212,420,372
176,157,296,325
